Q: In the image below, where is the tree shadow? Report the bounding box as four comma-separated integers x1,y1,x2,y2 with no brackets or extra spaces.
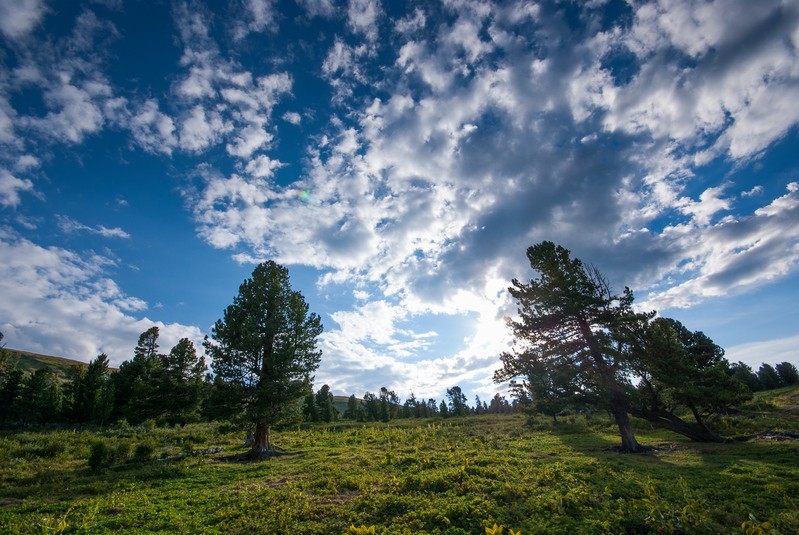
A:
549,422,667,464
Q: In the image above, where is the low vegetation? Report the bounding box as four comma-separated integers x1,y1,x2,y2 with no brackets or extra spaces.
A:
1,388,798,534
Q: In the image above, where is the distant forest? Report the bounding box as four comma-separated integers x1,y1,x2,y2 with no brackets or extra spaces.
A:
0,327,795,429
0,327,517,428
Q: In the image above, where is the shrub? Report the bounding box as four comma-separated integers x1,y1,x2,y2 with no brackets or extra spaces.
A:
88,439,131,470
88,441,111,471
133,441,156,463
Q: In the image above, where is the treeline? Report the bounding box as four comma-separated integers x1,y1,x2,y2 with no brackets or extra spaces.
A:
0,328,206,427
0,328,516,428
730,361,799,391
301,385,518,424
1,327,796,429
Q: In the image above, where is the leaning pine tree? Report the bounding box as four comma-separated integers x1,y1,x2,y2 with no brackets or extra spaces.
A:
495,241,650,452
205,261,323,458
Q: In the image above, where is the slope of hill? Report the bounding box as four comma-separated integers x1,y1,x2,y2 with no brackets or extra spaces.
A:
2,349,89,379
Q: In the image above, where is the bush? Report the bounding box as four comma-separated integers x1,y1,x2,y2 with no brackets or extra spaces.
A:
88,439,132,470
133,442,156,463
88,441,111,471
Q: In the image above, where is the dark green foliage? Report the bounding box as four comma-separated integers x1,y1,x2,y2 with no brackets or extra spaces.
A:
363,392,380,421
88,439,131,470
496,241,648,452
0,367,24,425
302,393,319,422
447,386,470,417
343,394,364,421
439,400,449,417
488,394,511,414
626,318,752,442
730,361,761,392
758,363,783,390
133,441,156,463
158,338,207,423
71,354,114,424
114,327,166,423
205,261,323,453
112,329,207,425
19,368,63,425
775,362,799,386
379,387,399,422
315,384,338,422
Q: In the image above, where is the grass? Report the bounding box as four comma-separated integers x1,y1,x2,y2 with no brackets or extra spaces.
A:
2,349,94,379
1,390,798,534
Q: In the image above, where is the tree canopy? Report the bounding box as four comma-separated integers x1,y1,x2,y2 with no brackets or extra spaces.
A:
625,317,751,442
496,241,649,452
496,241,754,450
205,261,323,456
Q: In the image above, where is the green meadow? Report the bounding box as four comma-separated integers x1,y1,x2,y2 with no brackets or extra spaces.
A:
1,389,798,534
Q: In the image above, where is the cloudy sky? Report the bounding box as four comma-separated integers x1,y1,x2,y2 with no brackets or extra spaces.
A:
1,0,798,401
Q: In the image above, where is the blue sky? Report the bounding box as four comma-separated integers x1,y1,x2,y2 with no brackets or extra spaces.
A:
1,0,798,402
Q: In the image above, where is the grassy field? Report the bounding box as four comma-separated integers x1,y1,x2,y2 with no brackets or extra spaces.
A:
1,390,798,534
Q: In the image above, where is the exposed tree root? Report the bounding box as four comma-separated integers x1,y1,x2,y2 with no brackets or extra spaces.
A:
731,430,799,442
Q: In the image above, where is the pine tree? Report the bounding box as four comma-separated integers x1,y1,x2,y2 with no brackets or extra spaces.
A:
205,261,323,456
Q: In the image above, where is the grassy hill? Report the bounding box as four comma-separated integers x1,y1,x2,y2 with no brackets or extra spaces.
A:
1,348,90,379
0,390,797,534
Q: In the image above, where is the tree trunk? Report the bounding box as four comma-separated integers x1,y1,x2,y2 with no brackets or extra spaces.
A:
252,421,272,457
629,406,726,443
610,392,646,452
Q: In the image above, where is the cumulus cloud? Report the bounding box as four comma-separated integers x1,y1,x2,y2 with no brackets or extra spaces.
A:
0,0,46,40
2,0,797,399
233,0,277,38
605,0,799,162
0,230,202,365
282,111,301,125
0,170,35,208
179,0,799,397
297,0,336,19
128,99,178,155
171,3,292,158
642,182,799,310
347,0,381,41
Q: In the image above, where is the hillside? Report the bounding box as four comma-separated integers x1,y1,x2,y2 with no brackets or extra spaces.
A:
1,348,91,379
1,404,798,533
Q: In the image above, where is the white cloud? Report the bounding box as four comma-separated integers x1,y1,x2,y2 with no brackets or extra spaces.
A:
725,334,799,369
347,0,381,41
642,182,799,310
243,154,284,178
29,81,108,143
170,4,292,159
129,99,178,155
297,0,336,19
179,105,228,152
0,170,34,208
282,111,301,125
395,7,426,35
742,185,764,198
233,0,277,38
0,231,202,366
56,215,131,239
679,184,732,227
606,0,799,162
0,0,46,40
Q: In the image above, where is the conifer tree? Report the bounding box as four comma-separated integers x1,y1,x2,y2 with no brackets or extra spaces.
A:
205,261,323,456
